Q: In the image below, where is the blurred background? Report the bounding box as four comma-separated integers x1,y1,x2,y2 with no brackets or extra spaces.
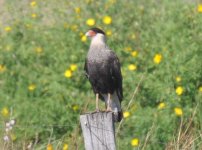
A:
0,0,202,149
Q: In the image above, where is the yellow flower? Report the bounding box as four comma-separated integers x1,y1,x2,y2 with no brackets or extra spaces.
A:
70,25,78,32
131,51,138,57
153,54,162,64
131,138,139,147
79,32,84,37
26,24,33,29
6,45,11,51
11,134,17,141
130,34,136,39
176,76,181,82
81,35,87,42
123,111,130,118
1,107,9,117
124,47,132,52
163,47,167,51
176,86,183,96
63,143,68,150
64,23,69,29
0,65,6,73
174,107,183,116
47,144,53,150
70,64,77,71
106,30,112,36
85,0,94,4
198,4,202,13
76,15,81,20
28,84,36,91
110,0,116,4
86,18,96,26
31,13,37,18
128,64,137,71
72,105,79,111
74,7,81,14
35,47,43,53
30,1,37,7
4,26,12,32
158,102,165,109
64,69,72,78
199,86,202,93
103,16,112,25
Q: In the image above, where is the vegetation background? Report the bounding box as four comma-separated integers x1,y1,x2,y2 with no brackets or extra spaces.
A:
0,0,202,149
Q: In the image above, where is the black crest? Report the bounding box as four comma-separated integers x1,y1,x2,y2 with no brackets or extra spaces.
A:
90,27,105,35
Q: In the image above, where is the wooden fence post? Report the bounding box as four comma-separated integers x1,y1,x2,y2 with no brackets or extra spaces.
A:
80,112,116,150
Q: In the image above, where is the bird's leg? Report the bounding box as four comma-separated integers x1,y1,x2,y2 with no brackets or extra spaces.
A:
95,93,99,112
106,93,112,111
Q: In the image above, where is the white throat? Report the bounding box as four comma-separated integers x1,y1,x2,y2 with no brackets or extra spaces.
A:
90,33,107,49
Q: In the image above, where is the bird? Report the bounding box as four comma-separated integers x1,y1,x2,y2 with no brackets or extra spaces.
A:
84,27,123,122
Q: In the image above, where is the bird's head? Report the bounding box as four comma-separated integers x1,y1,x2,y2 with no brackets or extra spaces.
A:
85,28,106,43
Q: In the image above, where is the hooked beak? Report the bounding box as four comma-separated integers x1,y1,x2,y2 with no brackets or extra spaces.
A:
85,31,91,37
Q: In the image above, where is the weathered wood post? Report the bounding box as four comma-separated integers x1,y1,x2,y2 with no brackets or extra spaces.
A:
80,112,116,150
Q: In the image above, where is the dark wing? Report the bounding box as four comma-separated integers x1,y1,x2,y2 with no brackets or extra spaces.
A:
84,58,89,79
84,57,105,100
109,51,123,102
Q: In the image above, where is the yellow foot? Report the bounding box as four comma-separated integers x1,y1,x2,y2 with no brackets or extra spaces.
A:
106,107,112,112
91,109,100,113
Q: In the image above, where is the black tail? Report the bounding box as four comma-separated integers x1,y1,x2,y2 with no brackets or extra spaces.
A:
113,110,123,122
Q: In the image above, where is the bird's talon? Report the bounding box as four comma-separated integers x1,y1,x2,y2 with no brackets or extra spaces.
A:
91,109,100,114
106,108,112,112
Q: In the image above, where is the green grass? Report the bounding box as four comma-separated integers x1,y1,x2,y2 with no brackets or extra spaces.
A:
0,0,202,149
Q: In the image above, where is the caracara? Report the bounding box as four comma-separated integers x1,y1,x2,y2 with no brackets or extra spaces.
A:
84,27,123,122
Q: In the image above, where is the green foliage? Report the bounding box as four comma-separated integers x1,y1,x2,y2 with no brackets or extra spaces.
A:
0,0,202,149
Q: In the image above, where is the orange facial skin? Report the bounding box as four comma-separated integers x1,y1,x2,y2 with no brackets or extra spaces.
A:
88,30,96,37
